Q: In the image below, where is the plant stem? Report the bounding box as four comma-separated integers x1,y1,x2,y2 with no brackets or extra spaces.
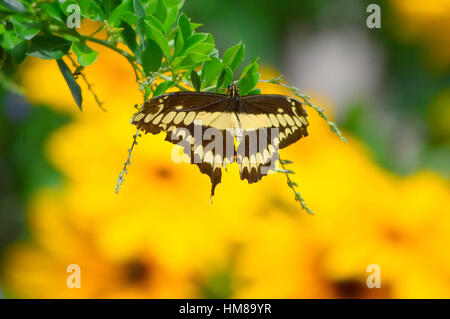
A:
156,73,190,92
278,158,314,215
66,54,107,111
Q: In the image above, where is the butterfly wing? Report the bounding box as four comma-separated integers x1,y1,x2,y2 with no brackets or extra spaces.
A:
132,92,309,197
132,92,236,197
132,91,229,134
235,94,309,184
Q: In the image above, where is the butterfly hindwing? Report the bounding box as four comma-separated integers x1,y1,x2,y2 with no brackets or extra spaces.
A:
234,94,309,184
240,94,309,149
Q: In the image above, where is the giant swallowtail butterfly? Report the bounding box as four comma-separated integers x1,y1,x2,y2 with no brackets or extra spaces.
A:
132,83,309,198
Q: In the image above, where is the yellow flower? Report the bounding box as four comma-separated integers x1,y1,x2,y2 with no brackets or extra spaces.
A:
2,190,195,298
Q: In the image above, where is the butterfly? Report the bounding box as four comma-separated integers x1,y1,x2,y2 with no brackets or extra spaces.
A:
132,83,309,199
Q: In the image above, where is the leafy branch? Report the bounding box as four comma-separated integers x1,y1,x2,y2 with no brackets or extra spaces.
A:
116,127,141,194
275,159,313,215
66,53,106,111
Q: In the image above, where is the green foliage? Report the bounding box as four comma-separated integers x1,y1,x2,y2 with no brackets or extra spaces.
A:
153,80,175,96
0,26,28,63
56,59,82,110
71,40,98,66
0,0,261,108
28,35,71,60
142,39,162,74
221,42,244,72
190,69,201,91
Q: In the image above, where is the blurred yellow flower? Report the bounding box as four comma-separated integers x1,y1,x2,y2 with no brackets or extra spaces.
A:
2,190,198,298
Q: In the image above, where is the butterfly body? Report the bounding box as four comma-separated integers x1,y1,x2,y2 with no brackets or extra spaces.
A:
132,84,309,198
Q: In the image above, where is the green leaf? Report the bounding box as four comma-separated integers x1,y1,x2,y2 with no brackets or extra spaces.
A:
0,30,28,63
239,57,259,80
108,0,132,26
135,17,146,45
59,0,79,17
144,15,165,33
121,11,139,25
153,80,176,96
143,84,152,100
203,33,215,45
180,33,208,55
9,15,41,40
173,52,210,69
56,59,82,111
222,42,245,72
89,0,106,20
188,42,215,56
174,27,184,57
144,20,171,59
28,35,71,60
238,59,260,95
190,70,201,91
120,21,139,56
209,48,219,58
58,31,81,43
0,0,27,12
133,0,145,17
190,22,202,31
238,72,260,95
0,24,6,35
142,39,162,75
40,3,65,23
78,0,105,20
72,41,98,67
177,13,191,42
163,6,179,34
216,66,233,91
163,0,183,8
201,56,223,88
246,88,261,95
154,0,167,24
102,0,117,17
